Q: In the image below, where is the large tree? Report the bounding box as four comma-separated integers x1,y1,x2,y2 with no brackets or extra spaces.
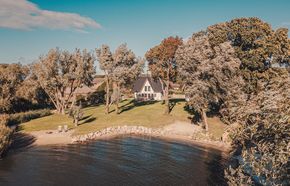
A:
176,33,244,131
205,17,290,184
33,48,95,114
207,17,290,93
224,70,290,185
112,44,144,114
145,36,182,114
16,70,51,110
0,64,26,113
96,44,143,114
96,45,114,114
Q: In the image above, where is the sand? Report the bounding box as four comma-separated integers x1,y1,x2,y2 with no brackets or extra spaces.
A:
20,121,231,152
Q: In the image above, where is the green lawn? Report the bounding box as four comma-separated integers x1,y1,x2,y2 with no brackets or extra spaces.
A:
20,99,226,139
20,99,191,135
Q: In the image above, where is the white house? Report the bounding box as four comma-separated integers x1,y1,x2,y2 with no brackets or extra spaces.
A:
133,75,164,101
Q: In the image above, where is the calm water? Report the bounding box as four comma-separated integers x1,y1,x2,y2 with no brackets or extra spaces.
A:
0,136,227,186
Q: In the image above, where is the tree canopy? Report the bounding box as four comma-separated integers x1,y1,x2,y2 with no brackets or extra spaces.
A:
33,48,96,114
0,64,26,113
146,36,183,114
176,32,244,131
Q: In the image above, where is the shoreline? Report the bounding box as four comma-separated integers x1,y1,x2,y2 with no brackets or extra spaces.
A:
87,133,231,153
22,122,231,153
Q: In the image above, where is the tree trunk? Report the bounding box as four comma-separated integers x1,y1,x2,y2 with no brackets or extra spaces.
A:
69,94,76,111
105,76,110,114
115,83,120,114
74,119,79,127
112,82,119,114
164,69,170,114
201,109,208,132
60,104,65,115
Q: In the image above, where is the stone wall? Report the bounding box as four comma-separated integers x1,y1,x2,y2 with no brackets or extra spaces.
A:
71,126,168,143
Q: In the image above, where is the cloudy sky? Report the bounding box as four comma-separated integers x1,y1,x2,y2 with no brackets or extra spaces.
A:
0,0,289,65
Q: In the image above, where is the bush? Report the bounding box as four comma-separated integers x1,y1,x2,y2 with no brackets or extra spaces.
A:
225,115,289,185
0,115,13,157
7,109,51,126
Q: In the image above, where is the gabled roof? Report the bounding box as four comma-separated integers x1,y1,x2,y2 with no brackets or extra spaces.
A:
133,75,163,93
64,76,105,95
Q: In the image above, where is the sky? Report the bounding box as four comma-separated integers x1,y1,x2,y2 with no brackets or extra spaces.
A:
0,0,290,69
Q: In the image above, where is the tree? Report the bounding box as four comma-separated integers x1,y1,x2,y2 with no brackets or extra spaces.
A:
96,45,114,114
16,67,51,110
112,44,144,114
224,70,290,185
0,114,12,157
205,17,290,185
33,48,95,114
0,64,26,113
145,36,182,114
176,33,244,132
69,102,84,127
207,17,290,93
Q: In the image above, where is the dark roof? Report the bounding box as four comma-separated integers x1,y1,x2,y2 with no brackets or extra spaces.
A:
133,76,163,93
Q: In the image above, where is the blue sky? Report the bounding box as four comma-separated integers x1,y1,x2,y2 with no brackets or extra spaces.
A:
0,0,290,68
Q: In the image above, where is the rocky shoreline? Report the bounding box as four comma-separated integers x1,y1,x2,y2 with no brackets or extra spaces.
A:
71,125,231,152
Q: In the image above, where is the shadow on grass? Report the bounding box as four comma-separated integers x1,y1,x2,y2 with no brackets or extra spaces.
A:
80,114,93,121
169,98,185,113
80,117,97,125
119,99,158,114
183,104,201,126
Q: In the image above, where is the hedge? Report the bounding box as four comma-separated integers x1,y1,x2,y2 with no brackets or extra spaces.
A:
7,109,51,126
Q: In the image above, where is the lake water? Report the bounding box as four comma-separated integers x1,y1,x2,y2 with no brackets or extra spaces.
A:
0,136,227,186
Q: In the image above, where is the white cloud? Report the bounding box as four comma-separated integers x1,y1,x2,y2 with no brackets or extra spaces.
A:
0,0,101,31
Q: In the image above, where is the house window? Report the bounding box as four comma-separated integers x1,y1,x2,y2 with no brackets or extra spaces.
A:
148,86,151,91
145,86,147,91
154,94,156,97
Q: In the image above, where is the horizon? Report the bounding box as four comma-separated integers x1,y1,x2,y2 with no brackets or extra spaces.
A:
1,0,290,70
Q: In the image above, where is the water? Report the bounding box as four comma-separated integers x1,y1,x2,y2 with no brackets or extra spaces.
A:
0,136,227,186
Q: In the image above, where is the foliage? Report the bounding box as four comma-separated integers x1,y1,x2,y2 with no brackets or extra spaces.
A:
0,114,13,157
111,44,144,113
145,36,183,114
15,70,51,110
96,44,144,114
176,33,244,131
224,70,290,185
7,109,51,126
69,103,84,126
96,45,114,114
207,17,290,93
176,17,289,185
0,63,26,113
32,48,96,114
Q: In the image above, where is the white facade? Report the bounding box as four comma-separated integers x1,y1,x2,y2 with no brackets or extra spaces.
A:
134,79,163,101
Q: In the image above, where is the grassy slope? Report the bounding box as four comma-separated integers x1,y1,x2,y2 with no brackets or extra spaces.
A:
20,99,189,135
20,99,226,138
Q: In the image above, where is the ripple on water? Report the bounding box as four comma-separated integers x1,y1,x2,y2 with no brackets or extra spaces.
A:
0,136,228,186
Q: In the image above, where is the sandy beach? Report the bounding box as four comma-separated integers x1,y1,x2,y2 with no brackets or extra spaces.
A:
21,121,231,152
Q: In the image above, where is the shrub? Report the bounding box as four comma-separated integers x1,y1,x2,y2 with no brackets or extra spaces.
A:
0,115,13,157
7,109,51,126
